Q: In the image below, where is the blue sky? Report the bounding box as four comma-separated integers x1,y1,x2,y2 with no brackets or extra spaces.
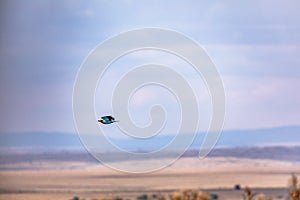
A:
0,0,299,133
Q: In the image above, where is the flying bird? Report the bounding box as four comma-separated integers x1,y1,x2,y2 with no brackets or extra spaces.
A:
98,116,118,124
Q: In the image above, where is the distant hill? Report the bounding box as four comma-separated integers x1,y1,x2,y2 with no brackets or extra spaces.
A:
0,126,300,153
186,146,300,161
213,126,300,147
1,146,300,166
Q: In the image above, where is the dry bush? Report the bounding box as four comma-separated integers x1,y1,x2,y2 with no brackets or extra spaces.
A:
289,173,299,191
290,189,300,200
171,189,211,200
242,186,272,200
288,173,300,200
244,186,252,199
196,191,211,200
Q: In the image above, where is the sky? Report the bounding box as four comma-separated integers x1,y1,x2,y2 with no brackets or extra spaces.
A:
0,0,300,134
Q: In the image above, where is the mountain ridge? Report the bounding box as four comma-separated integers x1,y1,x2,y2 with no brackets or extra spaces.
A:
0,126,299,152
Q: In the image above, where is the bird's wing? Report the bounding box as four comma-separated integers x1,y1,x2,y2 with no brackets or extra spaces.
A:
109,116,115,121
104,116,114,121
101,116,115,123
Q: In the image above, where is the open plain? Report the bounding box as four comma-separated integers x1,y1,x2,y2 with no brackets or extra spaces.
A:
1,154,300,200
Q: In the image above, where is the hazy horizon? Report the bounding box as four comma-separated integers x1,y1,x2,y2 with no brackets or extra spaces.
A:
1,126,300,153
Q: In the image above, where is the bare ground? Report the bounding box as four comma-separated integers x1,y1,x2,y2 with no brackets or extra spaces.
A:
0,157,299,200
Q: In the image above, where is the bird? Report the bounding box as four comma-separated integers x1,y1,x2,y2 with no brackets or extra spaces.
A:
98,116,118,124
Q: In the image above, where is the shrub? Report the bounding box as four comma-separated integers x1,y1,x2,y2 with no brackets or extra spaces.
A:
290,189,300,200
171,189,211,200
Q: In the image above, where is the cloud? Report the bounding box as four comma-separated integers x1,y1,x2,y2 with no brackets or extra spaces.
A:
204,44,300,78
224,75,300,129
